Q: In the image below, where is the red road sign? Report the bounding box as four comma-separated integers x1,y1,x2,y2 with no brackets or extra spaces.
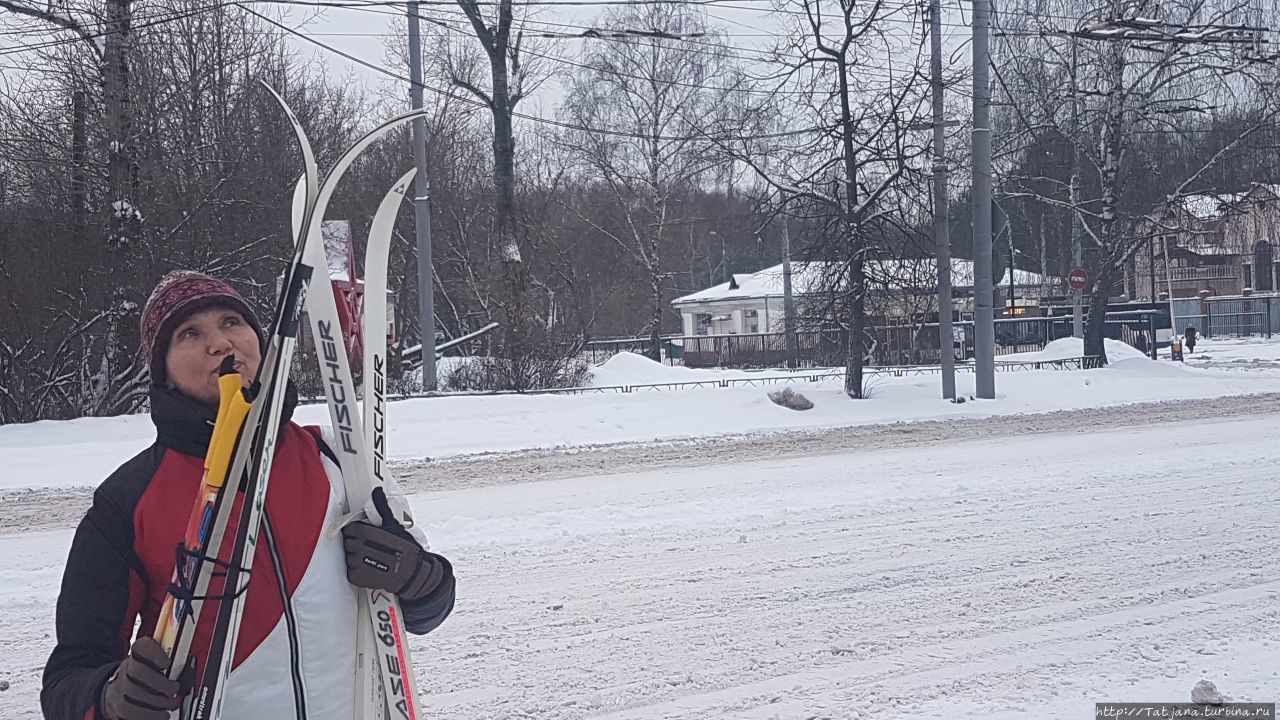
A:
1067,267,1088,291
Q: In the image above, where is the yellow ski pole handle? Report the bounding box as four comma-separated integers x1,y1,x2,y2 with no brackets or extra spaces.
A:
207,372,253,490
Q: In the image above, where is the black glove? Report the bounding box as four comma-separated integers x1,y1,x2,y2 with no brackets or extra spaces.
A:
342,520,445,602
99,637,183,720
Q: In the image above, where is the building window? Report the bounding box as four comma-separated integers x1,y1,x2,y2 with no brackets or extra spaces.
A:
1255,241,1273,292
744,309,759,334
695,313,712,336
1244,263,1253,289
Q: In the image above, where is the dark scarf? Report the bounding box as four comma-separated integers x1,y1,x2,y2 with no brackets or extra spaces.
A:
150,380,299,458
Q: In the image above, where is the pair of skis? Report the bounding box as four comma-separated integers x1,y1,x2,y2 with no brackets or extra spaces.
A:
151,83,428,720
292,168,424,720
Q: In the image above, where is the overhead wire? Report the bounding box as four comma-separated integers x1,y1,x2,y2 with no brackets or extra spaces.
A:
238,1,878,141
3,0,1268,132
0,0,947,108
0,0,253,56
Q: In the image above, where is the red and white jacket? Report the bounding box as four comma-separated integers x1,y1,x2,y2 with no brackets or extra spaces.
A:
42,386,454,720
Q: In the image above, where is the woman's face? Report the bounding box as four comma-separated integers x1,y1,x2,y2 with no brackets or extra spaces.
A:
165,307,262,408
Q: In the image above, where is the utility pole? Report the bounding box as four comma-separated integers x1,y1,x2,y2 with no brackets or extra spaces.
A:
972,0,995,398
781,217,798,369
1002,208,1015,313
407,0,436,390
929,0,956,400
1069,39,1084,338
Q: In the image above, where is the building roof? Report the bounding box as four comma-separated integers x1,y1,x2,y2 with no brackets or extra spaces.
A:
673,260,1051,305
1182,243,1235,257
1177,193,1244,221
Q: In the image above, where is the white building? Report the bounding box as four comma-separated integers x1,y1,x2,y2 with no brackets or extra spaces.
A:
672,260,1050,336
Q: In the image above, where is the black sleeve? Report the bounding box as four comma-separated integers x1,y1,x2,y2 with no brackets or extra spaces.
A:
42,450,159,720
401,553,455,636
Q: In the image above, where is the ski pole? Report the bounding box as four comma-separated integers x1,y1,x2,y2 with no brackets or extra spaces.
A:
155,355,252,667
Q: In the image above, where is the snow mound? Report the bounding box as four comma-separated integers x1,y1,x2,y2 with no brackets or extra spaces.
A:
1106,357,1199,378
1007,337,1149,363
589,351,688,387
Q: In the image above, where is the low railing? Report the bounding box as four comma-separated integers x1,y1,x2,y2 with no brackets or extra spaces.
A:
298,356,1102,404
517,356,1100,394
581,312,1160,370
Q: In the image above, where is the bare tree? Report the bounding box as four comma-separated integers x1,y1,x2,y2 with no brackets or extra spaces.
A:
0,0,139,247
718,0,928,397
0,1,372,420
441,0,590,389
994,0,1280,361
447,0,537,267
1,0,146,415
558,5,744,360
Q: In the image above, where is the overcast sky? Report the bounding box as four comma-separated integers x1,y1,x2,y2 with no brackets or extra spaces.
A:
0,0,974,130
286,0,967,118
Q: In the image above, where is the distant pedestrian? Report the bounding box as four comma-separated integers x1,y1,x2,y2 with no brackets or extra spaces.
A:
1184,326,1199,354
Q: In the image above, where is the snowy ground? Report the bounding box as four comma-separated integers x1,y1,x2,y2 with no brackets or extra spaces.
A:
2,405,1277,718
6,337,1280,493
1185,335,1280,370
4,337,1280,716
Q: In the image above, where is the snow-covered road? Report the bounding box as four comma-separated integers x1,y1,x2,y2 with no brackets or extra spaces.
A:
3,408,1278,718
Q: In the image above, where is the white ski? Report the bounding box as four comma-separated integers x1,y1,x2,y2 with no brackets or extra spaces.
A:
358,168,417,720
292,162,426,720
182,82,321,720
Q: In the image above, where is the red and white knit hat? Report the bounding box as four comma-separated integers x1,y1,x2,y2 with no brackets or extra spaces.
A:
139,271,263,384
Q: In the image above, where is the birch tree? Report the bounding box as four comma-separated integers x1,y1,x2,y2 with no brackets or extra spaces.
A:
994,0,1280,361
558,4,744,360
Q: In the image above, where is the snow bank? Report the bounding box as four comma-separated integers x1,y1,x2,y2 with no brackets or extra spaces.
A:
1005,337,1149,363
587,351,796,387
1105,357,1201,378
589,351,690,386
0,414,155,493
6,344,1280,492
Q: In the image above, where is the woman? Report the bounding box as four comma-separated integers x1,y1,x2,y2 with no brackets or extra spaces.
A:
42,271,455,720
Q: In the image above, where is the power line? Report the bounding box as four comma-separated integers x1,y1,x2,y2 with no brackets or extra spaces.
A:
0,0,939,91
238,2,857,142
256,0,933,68
239,0,938,85
0,0,250,56
0,0,982,72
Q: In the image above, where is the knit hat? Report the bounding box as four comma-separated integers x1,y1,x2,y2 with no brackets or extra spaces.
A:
139,271,263,385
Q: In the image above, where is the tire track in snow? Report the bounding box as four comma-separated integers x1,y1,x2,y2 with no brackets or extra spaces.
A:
585,582,1280,719
406,412,1279,719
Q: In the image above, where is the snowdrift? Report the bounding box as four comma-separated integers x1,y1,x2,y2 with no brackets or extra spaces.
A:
1005,337,1149,363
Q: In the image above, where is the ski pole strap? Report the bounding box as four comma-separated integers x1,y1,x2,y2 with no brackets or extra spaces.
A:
370,486,417,545
371,486,404,532
169,543,252,604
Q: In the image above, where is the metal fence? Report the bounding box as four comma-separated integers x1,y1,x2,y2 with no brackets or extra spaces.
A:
584,313,1158,369
1171,296,1277,338
297,355,1100,404
874,315,1157,366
